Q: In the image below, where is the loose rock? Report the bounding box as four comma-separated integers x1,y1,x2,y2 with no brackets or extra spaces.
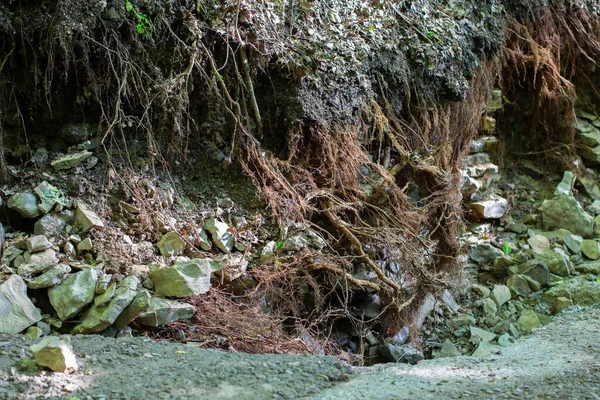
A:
0,275,42,334
30,336,78,373
48,268,99,320
136,297,195,327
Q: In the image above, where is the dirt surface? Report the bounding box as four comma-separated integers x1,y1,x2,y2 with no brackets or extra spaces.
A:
0,305,599,399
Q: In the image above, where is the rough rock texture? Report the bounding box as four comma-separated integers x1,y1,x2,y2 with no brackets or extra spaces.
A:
542,194,594,238
0,275,41,334
48,268,98,321
136,297,195,327
149,258,216,298
30,336,78,373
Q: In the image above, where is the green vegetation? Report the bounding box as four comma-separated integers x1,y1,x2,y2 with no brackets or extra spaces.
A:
125,1,152,38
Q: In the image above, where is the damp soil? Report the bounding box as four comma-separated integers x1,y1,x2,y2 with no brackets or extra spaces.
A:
0,304,598,399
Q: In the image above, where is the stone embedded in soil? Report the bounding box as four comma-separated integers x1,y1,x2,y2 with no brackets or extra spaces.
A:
564,234,583,254
51,150,93,170
195,229,212,251
518,260,551,288
554,171,575,196
150,257,217,298
7,191,41,218
378,343,424,365
471,342,501,357
507,274,533,298
470,243,504,265
534,249,573,276
470,326,496,344
28,264,71,289
74,202,104,233
527,235,550,255
471,284,491,298
113,289,151,331
283,236,309,251
497,333,513,347
204,218,234,253
580,239,600,260
259,241,277,265
490,285,511,307
551,297,574,314
72,276,139,334
0,275,42,334
30,336,78,373
157,232,186,257
17,248,59,276
542,194,594,238
465,163,499,178
578,144,600,165
34,214,67,237
481,298,497,317
543,275,600,307
48,268,99,321
518,310,541,334
216,254,247,282
471,196,507,219
24,326,43,340
77,237,93,254
26,235,53,253
439,340,461,357
136,297,195,327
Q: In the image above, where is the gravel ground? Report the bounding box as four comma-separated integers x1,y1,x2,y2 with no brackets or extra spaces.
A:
0,305,599,400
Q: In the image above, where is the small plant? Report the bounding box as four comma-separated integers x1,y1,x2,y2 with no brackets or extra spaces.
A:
276,241,284,249
502,242,512,255
126,1,152,38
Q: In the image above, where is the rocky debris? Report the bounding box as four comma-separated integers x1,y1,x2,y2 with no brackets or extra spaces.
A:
114,290,151,331
551,297,573,314
507,275,533,298
471,196,507,219
195,229,212,251
17,248,59,276
48,268,98,320
527,235,550,254
50,150,93,170
74,202,104,233
30,336,78,373
7,191,41,218
471,342,501,357
77,237,93,253
0,275,42,334
541,194,593,238
26,235,53,253
470,326,496,343
136,297,195,327
204,218,234,253
24,326,44,339
378,343,424,365
581,239,600,260
490,285,511,307
438,340,461,357
34,214,67,237
156,232,186,257
517,310,541,333
216,254,248,282
535,249,572,276
259,241,277,265
470,243,504,265
543,275,600,306
564,234,583,254
149,258,217,298
554,171,575,196
27,264,71,289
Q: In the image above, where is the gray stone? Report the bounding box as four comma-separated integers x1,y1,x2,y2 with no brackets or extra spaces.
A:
595,216,600,238
551,297,573,314
34,214,67,237
542,194,594,238
33,148,49,165
216,254,246,282
543,275,600,306
28,264,71,289
7,192,40,218
527,235,550,255
471,284,491,298
149,258,217,298
72,276,139,334
481,298,497,317
522,275,542,292
535,249,573,276
490,285,511,307
471,342,501,357
378,344,424,365
77,238,93,254
259,241,277,265
578,144,600,164
74,203,104,233
575,260,600,274
581,239,600,260
17,249,59,276
30,336,78,373
507,274,532,298
439,340,460,357
490,254,514,277
283,236,309,251
528,229,574,242
564,234,583,254
497,333,513,347
465,163,499,178
24,326,44,339
95,273,112,294
51,150,93,170
94,283,116,306
470,326,496,343
136,297,195,327
518,260,551,288
195,229,212,251
63,241,76,258
26,235,53,253
157,232,186,257
517,310,540,333
470,243,504,265
554,171,575,196
0,275,42,333
204,219,234,253
461,175,482,197
114,290,151,330
48,268,98,320
33,181,63,214
471,197,507,219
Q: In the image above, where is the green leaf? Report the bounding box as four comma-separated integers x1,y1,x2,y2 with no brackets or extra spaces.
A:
502,242,512,255
276,241,284,249
596,277,600,283
551,280,564,286
126,1,133,11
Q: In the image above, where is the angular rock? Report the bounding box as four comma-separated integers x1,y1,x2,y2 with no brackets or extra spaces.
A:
0,275,42,333
74,203,104,233
581,239,600,260
490,254,514,277
136,297,195,327
113,290,151,331
543,275,600,306
461,175,482,197
471,284,491,298
149,258,217,298
542,194,593,238
17,248,59,276
94,283,116,306
7,192,40,218
465,163,499,178
204,218,234,253
471,342,501,357
554,171,575,196
518,260,551,288
523,275,542,292
195,229,212,251
34,214,67,237
216,254,246,282
25,326,44,340
48,268,98,320
481,298,497,317
259,241,277,265
575,260,600,274
507,274,532,298
157,232,186,257
26,235,53,253
283,236,309,251
439,340,460,357
470,326,496,344
535,249,572,276
76,238,93,253
34,181,63,213
564,234,583,254
30,336,78,373
578,144,600,165
72,276,139,334
497,333,513,347
28,264,71,289
378,343,424,365
471,197,507,219
527,235,550,255
51,150,93,170
490,285,511,307
470,243,504,265
551,297,573,314
517,310,540,333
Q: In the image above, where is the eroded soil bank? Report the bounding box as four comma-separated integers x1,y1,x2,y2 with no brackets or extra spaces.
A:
0,304,598,400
